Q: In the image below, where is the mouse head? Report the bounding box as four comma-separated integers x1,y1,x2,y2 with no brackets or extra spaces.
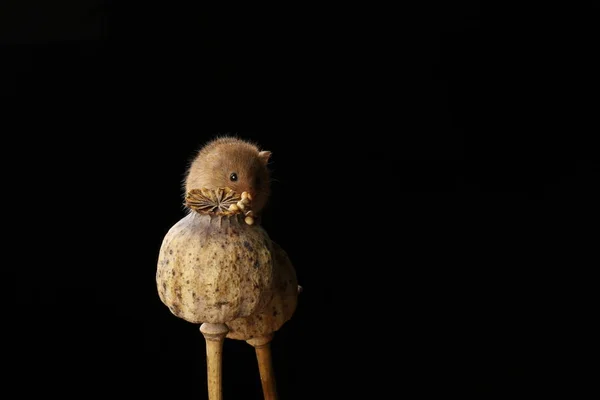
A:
185,137,272,213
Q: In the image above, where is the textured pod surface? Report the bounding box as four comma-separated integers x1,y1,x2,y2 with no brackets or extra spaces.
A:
156,212,275,324
226,241,298,340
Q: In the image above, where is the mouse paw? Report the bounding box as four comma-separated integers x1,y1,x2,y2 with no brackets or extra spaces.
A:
240,192,255,225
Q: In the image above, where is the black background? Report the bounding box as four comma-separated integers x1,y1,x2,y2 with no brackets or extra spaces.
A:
2,2,597,398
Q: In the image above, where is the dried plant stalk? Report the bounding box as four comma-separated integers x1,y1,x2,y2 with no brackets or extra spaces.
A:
247,334,278,400
200,323,229,400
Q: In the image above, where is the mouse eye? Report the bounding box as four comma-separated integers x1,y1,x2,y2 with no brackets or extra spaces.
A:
230,173,238,182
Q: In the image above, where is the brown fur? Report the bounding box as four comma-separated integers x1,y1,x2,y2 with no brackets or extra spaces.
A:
184,136,272,214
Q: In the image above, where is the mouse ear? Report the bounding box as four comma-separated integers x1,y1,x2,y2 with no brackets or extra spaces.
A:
258,151,272,165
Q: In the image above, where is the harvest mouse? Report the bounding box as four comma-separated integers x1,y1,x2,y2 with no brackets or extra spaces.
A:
184,136,272,218
183,136,302,293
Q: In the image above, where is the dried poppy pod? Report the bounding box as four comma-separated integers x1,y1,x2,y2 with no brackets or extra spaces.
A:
156,187,299,400
156,187,275,325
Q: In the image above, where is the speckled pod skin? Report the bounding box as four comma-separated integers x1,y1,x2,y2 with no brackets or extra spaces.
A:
226,241,298,340
156,212,275,324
